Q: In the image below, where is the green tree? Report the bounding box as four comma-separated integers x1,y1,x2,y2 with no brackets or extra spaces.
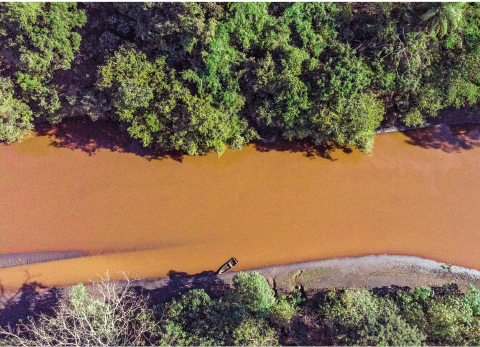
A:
421,3,465,38
158,284,279,346
0,2,86,122
312,91,384,153
0,77,33,143
319,288,426,346
232,271,276,318
98,47,257,156
0,274,161,346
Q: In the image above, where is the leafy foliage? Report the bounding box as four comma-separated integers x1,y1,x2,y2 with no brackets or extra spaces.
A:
0,273,161,346
2,273,480,346
319,288,426,346
98,46,257,156
0,2,86,123
313,92,385,153
156,271,299,345
0,77,33,143
2,2,480,154
157,288,278,346
421,3,465,38
232,271,276,317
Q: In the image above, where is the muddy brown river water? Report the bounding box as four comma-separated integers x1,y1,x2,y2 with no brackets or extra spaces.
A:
1,118,480,291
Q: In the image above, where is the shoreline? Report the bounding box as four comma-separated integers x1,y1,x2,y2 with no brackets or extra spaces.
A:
3,254,476,296
134,254,480,297
375,114,480,134
23,110,480,144
2,119,480,295
2,254,480,321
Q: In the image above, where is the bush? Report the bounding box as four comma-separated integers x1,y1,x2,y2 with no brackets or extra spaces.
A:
98,46,257,156
313,91,385,153
3,2,480,153
0,3,86,121
157,289,231,346
3,271,480,346
319,288,426,346
232,271,276,318
0,273,160,346
0,77,33,143
269,292,303,328
232,318,279,346
157,284,280,346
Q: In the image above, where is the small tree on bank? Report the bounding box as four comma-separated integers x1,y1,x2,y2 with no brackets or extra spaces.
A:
0,272,160,346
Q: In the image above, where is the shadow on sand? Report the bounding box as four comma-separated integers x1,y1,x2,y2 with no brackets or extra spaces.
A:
130,270,231,307
0,280,62,329
0,269,231,329
0,267,462,346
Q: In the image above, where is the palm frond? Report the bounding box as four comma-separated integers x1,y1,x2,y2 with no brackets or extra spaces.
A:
421,8,437,22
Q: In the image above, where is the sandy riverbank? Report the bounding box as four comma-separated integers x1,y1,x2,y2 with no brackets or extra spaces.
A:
2,254,479,306
133,255,480,297
2,254,479,329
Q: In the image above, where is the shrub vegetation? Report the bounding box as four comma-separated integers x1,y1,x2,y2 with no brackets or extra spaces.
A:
1,271,480,346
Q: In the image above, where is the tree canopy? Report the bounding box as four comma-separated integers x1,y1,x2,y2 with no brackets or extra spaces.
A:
2,2,480,155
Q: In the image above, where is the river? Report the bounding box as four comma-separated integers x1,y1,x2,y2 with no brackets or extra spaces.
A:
1,118,480,290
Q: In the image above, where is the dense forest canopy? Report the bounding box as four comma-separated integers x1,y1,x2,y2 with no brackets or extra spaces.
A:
1,2,480,155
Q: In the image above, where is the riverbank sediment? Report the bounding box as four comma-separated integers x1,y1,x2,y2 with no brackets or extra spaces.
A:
133,255,480,298
2,255,479,309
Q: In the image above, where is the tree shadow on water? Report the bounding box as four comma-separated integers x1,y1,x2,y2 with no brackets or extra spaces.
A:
252,139,355,161
35,117,185,162
403,124,480,153
0,280,62,329
33,117,363,162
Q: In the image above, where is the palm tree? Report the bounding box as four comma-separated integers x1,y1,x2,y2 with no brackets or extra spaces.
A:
421,2,465,38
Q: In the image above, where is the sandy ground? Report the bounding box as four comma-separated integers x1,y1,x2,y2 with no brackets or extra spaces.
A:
134,255,480,297
2,254,480,300
2,254,480,328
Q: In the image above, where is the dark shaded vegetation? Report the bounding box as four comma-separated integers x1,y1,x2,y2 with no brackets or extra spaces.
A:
2,271,480,346
2,2,480,155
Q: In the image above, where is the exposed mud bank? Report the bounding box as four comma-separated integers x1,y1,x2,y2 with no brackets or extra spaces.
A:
7,253,478,294
2,255,480,328
129,255,480,298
